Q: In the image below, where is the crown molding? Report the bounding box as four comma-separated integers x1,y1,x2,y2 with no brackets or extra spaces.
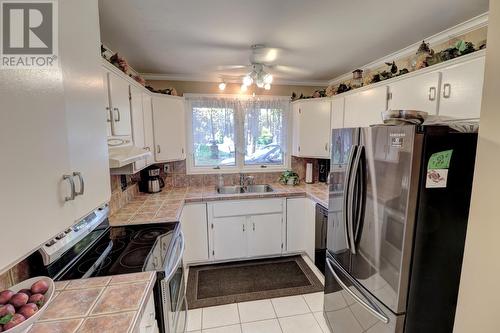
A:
327,12,489,86
140,72,328,87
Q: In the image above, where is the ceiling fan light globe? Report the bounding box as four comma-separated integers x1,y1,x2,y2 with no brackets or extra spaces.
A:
243,75,253,86
218,82,226,91
256,80,264,88
240,84,248,92
264,73,273,84
264,83,271,90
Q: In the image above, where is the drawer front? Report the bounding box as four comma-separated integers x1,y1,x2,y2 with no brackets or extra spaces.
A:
211,198,283,217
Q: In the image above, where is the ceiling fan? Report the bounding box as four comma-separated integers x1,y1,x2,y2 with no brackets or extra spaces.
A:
217,44,309,91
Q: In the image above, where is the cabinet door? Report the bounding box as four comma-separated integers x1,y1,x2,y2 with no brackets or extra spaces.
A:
388,72,440,115
181,204,209,263
286,198,315,260
103,72,112,137
295,100,331,158
108,71,132,136
344,86,388,128
331,97,345,129
291,102,301,156
248,214,283,257
152,96,186,162
61,0,110,221
439,56,486,119
130,85,146,172
142,93,155,165
212,216,247,261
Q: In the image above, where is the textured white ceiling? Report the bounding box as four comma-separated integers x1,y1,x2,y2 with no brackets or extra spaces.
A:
99,0,488,83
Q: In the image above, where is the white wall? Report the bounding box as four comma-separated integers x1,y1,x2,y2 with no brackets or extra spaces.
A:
454,2,500,332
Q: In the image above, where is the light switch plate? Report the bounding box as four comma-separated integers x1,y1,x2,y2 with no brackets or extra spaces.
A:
163,164,170,173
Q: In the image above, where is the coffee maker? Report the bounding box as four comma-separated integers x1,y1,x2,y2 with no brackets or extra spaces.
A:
139,165,165,193
318,159,330,183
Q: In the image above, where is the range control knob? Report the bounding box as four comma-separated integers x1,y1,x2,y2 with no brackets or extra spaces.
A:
55,233,66,240
64,228,72,234
45,239,56,247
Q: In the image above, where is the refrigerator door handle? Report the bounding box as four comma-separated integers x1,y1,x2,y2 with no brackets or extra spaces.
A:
347,146,363,254
326,257,390,324
343,146,357,251
354,146,366,244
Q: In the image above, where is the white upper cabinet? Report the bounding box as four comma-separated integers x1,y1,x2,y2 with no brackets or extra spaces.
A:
106,71,132,137
142,93,155,166
61,0,110,221
331,97,345,129
344,85,388,128
388,72,441,115
130,85,147,172
152,95,186,162
0,0,108,271
292,99,331,158
438,56,485,119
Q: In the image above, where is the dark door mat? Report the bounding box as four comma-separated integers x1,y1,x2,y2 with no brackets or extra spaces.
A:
186,255,324,309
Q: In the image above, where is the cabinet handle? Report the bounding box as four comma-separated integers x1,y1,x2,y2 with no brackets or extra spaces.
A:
73,172,84,196
144,146,150,151
253,222,255,231
325,143,329,151
243,224,245,232
428,87,437,101
113,107,121,121
105,107,111,122
157,145,161,154
63,175,76,202
443,83,451,98
181,148,184,154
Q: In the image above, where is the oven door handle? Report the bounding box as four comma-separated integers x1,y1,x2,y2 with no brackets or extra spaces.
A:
164,231,185,281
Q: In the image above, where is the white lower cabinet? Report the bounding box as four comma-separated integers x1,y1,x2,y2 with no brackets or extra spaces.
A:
247,214,283,257
212,216,248,261
208,199,285,261
138,292,158,333
286,198,316,261
180,203,209,263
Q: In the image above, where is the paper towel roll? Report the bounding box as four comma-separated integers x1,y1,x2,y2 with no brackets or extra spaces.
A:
306,163,313,183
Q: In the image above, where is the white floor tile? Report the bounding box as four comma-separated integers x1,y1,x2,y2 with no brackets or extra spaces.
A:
202,304,240,329
238,299,276,323
303,292,324,312
271,295,311,317
324,307,364,333
241,319,282,333
187,308,202,331
202,324,242,333
279,313,323,333
313,311,330,333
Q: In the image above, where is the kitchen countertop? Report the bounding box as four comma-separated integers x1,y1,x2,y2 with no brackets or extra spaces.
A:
28,272,156,333
109,182,329,226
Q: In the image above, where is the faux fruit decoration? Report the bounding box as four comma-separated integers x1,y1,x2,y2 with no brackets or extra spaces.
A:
0,279,49,331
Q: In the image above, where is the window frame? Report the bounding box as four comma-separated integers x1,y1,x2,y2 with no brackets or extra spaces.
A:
185,94,291,175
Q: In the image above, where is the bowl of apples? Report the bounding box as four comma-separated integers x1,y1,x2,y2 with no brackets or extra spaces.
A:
0,277,55,333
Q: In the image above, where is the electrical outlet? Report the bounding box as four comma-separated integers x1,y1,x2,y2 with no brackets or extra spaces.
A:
163,164,170,173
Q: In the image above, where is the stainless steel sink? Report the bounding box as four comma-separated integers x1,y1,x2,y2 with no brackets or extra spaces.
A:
216,184,274,194
244,184,274,193
216,185,245,194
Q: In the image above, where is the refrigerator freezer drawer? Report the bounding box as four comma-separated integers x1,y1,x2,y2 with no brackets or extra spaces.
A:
324,255,405,333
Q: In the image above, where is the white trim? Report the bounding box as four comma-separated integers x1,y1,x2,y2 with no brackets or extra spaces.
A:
183,93,291,100
185,96,291,175
328,12,489,86
141,72,328,87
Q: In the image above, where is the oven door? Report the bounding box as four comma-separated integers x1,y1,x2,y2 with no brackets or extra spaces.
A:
161,230,186,333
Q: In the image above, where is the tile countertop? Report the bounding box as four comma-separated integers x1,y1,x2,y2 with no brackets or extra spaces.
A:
109,182,329,226
28,272,156,333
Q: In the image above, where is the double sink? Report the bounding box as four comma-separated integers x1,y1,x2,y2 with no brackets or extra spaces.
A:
216,184,274,194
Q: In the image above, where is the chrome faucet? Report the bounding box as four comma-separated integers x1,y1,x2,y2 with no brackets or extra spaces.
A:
239,174,255,187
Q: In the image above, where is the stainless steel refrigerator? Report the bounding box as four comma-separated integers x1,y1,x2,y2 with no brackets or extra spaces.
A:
324,125,477,333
